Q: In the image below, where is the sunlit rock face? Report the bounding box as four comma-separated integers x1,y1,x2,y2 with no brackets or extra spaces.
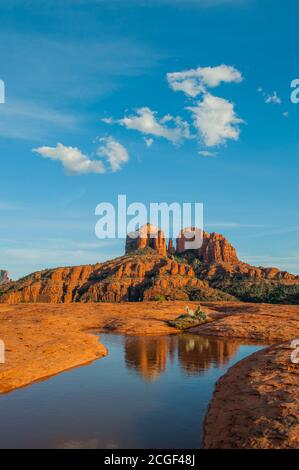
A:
176,229,239,264
0,251,232,304
1,224,299,305
125,223,167,257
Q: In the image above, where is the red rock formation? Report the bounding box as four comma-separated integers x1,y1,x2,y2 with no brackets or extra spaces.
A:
1,226,299,304
176,229,239,264
203,342,299,449
167,238,175,255
198,232,239,264
176,227,203,254
0,251,232,304
125,223,167,257
198,260,299,285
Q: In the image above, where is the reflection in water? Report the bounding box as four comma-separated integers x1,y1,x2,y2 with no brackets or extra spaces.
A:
177,335,239,375
125,336,168,381
125,334,240,381
0,333,263,449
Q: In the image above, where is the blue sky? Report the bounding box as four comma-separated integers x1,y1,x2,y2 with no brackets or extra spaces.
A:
0,0,299,279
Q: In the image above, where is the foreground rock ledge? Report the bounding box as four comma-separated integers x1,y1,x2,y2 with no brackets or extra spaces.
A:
1,301,299,394
0,301,184,393
203,342,299,449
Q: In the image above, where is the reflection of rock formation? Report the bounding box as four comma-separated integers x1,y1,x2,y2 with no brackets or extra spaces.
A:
177,335,239,375
125,336,168,382
124,334,240,381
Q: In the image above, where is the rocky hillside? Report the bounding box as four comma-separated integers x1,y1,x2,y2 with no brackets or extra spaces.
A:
0,249,233,304
0,224,298,304
0,270,10,285
175,227,299,303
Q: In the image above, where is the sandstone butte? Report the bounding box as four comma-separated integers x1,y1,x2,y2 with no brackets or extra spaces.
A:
0,224,298,304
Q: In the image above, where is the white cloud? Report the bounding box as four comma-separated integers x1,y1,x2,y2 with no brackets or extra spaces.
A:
283,111,289,118
265,91,282,105
102,117,114,124
198,150,217,157
34,137,128,175
97,136,129,172
187,93,244,147
103,107,190,144
102,65,243,151
167,65,243,97
33,143,106,175
144,137,154,147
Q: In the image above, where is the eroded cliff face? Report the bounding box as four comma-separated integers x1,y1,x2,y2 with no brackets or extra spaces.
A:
125,224,167,257
0,251,231,304
197,262,299,284
176,229,239,264
1,225,298,304
176,228,299,289
0,270,10,285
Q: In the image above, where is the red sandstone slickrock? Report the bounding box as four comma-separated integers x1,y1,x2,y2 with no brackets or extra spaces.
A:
203,342,299,449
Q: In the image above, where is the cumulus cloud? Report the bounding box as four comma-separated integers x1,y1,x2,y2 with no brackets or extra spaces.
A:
97,136,129,172
166,64,244,148
33,143,105,175
102,64,243,151
187,93,244,147
103,107,190,144
33,137,128,175
167,65,243,97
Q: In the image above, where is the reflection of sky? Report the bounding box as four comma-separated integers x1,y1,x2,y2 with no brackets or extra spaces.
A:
0,334,263,449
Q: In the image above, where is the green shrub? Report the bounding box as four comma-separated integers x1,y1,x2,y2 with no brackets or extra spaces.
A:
151,294,166,302
220,280,299,304
168,303,209,330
